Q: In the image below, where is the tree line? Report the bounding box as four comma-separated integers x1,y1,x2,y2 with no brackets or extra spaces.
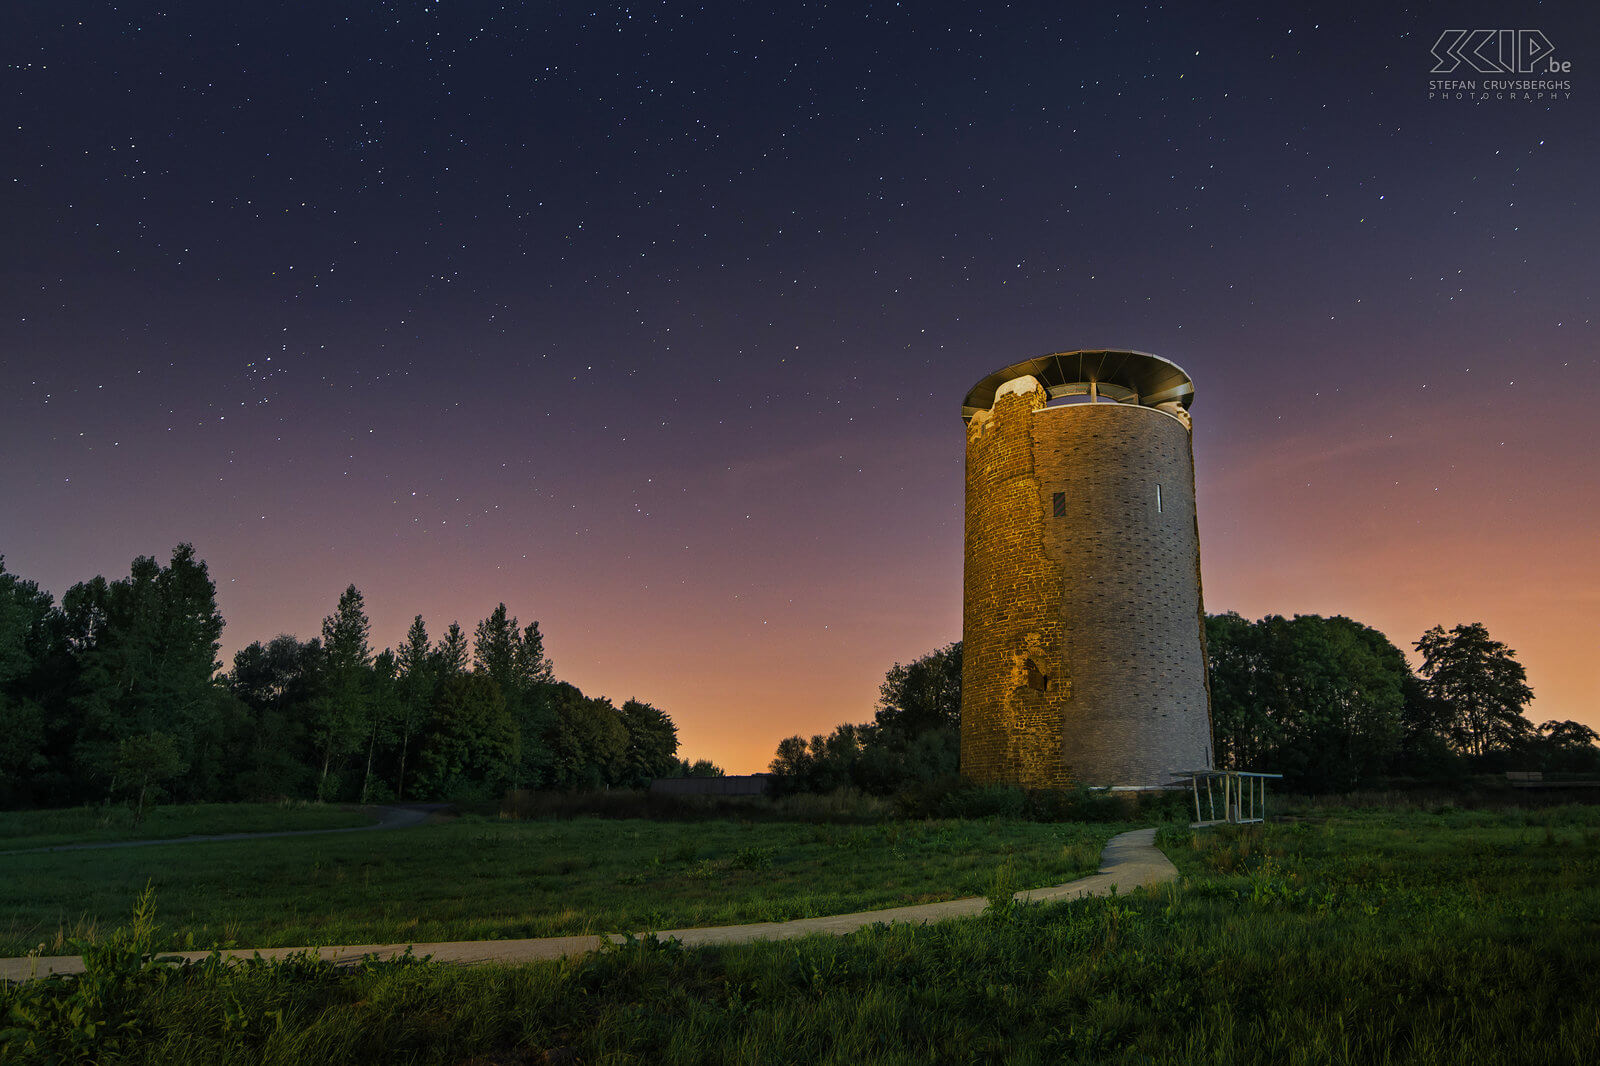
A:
769,615,1598,795
0,546,718,810
1204,613,1595,789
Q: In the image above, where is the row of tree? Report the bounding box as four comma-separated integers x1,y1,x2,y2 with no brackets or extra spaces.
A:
0,547,717,810
1205,613,1593,790
769,616,1598,795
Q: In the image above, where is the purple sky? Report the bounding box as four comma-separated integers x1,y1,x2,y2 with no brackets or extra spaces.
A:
4,2,1596,771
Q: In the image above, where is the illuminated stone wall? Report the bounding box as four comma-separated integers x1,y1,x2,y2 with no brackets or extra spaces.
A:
960,378,1072,787
961,377,1213,787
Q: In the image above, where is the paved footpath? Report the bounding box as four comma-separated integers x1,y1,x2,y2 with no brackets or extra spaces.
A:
0,827,1176,982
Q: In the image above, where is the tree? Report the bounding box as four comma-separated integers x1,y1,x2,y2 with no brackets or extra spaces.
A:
1414,623,1535,759
472,604,521,692
855,725,959,794
471,605,560,790
413,672,517,799
766,642,963,796
434,622,469,677
1204,614,1408,791
514,621,554,688
0,557,57,806
323,585,373,671
1538,719,1597,747
768,725,865,795
226,634,322,800
312,585,372,800
1205,613,1279,771
769,641,964,796
1277,615,1408,790
1535,720,1600,774
392,615,435,801
675,758,724,778
874,642,962,739
58,575,112,656
617,699,680,787
856,642,962,792
116,732,186,825
359,650,399,802
65,545,226,802
0,550,704,808
768,735,813,791
1392,674,1461,779
544,684,628,790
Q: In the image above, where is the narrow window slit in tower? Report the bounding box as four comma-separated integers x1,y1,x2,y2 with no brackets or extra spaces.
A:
1052,491,1065,517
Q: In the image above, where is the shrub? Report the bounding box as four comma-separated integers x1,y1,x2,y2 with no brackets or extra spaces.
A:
937,783,1027,819
1022,785,1128,822
731,845,777,871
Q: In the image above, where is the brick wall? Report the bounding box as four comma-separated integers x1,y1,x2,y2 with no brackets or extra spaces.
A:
961,381,1214,787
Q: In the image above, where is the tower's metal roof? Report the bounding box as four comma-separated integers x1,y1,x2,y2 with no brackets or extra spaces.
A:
961,349,1194,422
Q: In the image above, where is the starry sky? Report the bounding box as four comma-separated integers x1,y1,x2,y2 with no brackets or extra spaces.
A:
4,2,1597,773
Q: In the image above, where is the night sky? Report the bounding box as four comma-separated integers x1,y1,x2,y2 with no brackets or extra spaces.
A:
5,2,1597,772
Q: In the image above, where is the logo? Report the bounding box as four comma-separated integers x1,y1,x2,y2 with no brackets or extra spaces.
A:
1427,29,1574,101
1430,30,1567,74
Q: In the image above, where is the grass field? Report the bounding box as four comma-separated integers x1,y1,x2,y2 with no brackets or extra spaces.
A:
4,804,1598,1064
0,814,1121,956
0,803,376,853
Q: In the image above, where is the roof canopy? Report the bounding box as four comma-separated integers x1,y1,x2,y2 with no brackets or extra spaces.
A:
961,349,1194,422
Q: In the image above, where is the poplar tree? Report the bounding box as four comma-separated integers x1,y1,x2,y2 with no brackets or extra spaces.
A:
472,606,553,696
360,650,399,802
393,615,434,801
473,605,556,789
515,621,554,688
472,604,520,693
435,622,469,677
313,585,371,801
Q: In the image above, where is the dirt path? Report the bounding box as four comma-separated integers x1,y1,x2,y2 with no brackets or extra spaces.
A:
0,827,1177,981
0,804,441,857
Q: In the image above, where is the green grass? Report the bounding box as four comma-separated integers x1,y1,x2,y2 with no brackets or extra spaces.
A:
0,803,376,853
6,804,1598,1064
0,815,1123,956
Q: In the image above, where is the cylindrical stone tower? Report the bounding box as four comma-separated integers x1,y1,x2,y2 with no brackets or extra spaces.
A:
960,349,1213,788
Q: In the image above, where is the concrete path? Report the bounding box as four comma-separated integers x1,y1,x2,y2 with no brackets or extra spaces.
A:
0,827,1176,982
0,804,439,857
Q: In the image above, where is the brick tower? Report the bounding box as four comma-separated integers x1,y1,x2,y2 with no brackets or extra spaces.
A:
960,349,1214,788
